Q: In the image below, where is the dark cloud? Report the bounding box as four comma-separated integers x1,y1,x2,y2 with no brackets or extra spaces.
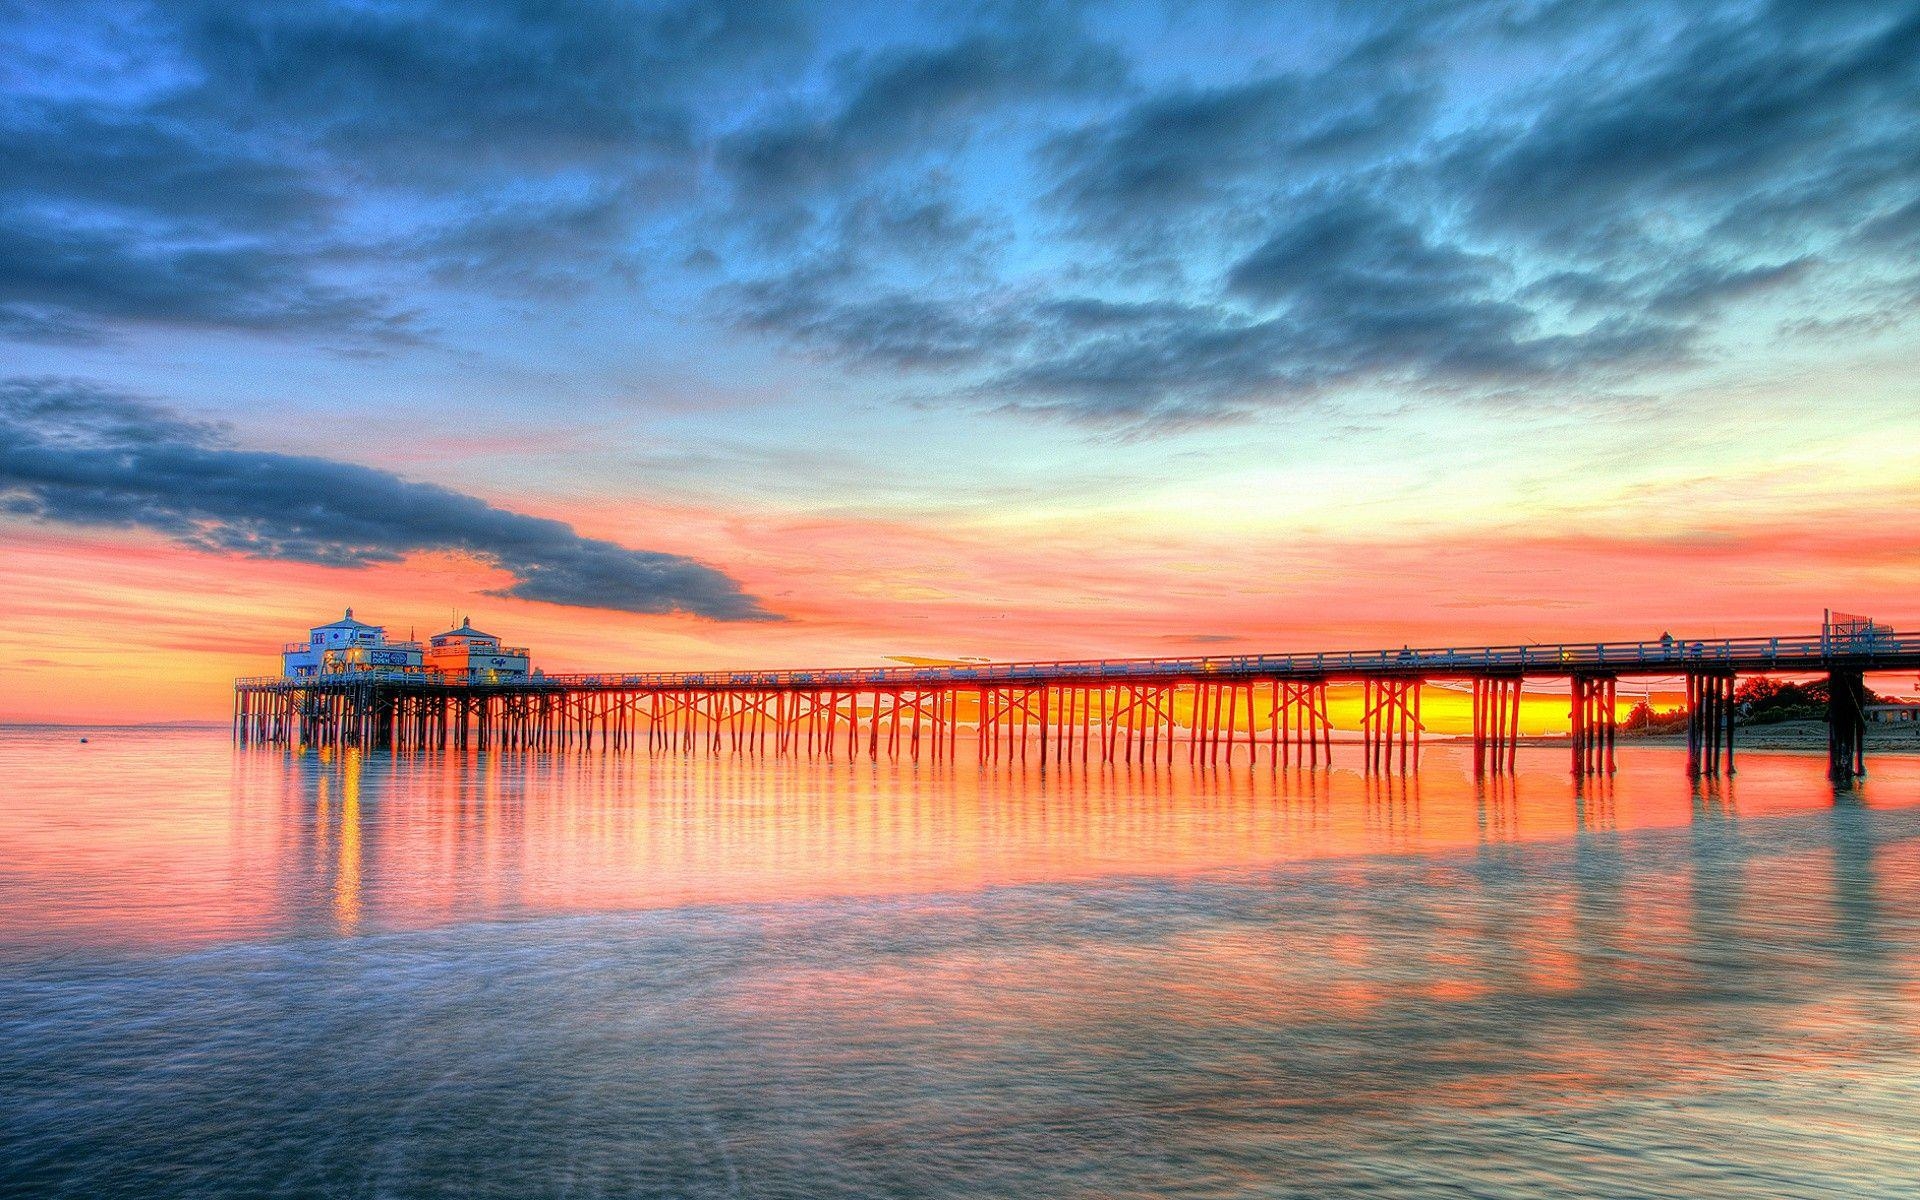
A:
0,96,404,340
737,192,1688,428
1520,257,1816,325
1043,62,1431,235
1224,195,1681,379
738,280,1019,369
178,0,804,176
727,2,1920,429
0,217,416,344
5,0,1919,432
0,102,331,231
0,378,774,620
721,26,1126,196
977,300,1677,429
409,180,661,295
0,0,808,342
723,185,1012,366
1227,200,1496,312
979,305,1308,427
1451,5,1920,248
1641,258,1816,317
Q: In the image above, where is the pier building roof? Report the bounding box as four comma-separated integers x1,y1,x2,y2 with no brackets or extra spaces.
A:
312,608,378,631
433,617,497,640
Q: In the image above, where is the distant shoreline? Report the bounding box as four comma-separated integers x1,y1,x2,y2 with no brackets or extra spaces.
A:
1617,720,1920,753
0,721,227,731
1563,718,1920,754
1417,719,1919,755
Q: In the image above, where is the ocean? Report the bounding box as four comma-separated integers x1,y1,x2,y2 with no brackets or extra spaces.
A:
2,727,1917,1197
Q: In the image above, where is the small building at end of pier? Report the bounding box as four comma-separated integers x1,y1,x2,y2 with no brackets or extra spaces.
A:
425,617,531,681
282,609,423,677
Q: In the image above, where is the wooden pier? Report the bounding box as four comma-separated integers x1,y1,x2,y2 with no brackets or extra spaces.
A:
237,627,1917,781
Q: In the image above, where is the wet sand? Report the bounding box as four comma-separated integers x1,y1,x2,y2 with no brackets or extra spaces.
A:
1611,719,1920,753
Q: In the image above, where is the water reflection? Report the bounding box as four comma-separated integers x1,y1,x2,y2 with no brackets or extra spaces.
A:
3,730,1920,1196
1572,771,1616,831
2,731,1917,952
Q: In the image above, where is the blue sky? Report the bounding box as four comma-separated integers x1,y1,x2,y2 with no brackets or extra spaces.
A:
3,0,1919,717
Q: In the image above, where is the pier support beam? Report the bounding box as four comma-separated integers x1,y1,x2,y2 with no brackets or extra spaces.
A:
1361,678,1422,773
1472,676,1522,775
1266,678,1333,768
1827,669,1868,782
1685,672,1736,778
1569,673,1617,775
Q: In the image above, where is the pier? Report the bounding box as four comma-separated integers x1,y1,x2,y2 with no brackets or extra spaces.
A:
236,623,1917,781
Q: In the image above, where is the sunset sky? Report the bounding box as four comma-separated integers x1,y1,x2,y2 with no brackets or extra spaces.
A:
3,0,1918,722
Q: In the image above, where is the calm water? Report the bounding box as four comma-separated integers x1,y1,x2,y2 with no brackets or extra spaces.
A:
2,728,1918,1198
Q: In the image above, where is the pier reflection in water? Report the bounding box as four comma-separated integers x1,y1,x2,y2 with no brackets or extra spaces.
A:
2,728,1918,1197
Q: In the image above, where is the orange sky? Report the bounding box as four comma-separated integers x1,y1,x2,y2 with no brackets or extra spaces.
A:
5,485,1915,723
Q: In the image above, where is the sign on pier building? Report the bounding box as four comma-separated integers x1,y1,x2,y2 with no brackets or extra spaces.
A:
282,609,424,678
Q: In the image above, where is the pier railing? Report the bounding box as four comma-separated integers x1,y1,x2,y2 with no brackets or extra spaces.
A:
235,628,1920,692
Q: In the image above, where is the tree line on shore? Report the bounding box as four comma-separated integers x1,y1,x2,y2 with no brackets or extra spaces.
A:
1622,677,1877,735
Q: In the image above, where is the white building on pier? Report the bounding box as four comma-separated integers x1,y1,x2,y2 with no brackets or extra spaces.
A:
425,617,532,681
281,609,424,678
